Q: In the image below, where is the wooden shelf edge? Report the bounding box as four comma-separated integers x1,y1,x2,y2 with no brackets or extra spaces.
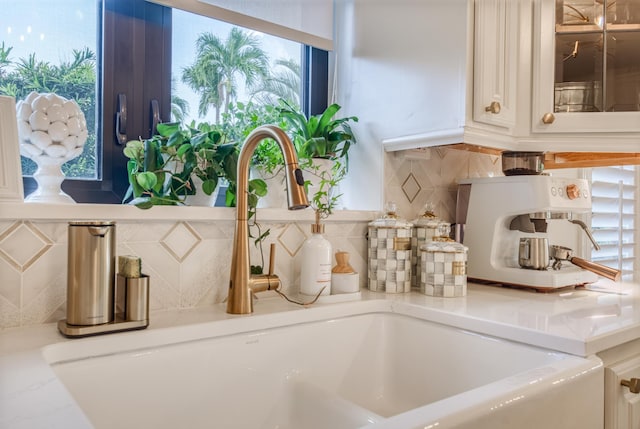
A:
442,144,640,169
544,152,640,169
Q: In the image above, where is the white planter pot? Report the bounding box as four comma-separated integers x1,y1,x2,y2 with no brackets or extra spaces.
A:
251,166,287,209
184,176,221,207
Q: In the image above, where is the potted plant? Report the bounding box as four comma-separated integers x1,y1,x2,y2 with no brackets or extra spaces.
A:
124,119,273,272
277,99,358,218
220,101,291,208
123,121,241,209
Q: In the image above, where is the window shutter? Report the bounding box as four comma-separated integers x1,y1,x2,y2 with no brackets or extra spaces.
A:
590,166,637,282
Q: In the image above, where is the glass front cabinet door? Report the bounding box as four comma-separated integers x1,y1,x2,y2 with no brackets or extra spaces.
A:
532,0,640,134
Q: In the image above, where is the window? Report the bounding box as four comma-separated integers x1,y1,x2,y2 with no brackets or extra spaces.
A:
590,165,637,282
1,0,99,180
1,0,328,204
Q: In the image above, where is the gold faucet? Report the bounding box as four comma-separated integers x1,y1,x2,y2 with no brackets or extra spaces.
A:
227,125,309,314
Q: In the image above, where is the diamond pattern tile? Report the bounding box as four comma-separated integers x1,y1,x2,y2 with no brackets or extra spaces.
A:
0,146,508,330
402,172,422,203
160,222,202,262
0,221,52,272
278,223,307,257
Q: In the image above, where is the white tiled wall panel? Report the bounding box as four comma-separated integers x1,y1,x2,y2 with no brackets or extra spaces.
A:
0,148,501,328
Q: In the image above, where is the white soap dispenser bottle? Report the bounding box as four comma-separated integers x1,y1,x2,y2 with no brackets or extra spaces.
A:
300,210,332,296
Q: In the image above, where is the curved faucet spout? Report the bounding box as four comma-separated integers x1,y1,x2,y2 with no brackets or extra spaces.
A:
227,125,309,315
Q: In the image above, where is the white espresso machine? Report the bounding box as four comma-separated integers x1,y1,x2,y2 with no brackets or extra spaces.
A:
457,175,599,289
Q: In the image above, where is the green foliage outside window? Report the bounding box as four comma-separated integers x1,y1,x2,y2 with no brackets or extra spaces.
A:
0,26,303,186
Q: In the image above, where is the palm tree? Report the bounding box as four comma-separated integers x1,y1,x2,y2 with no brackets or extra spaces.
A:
181,27,269,123
170,78,189,122
0,42,12,80
250,58,301,108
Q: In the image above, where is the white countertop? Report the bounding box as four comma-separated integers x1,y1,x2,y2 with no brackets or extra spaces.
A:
2,280,639,358
1,280,639,428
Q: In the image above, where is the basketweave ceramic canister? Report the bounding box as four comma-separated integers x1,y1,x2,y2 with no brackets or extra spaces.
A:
411,203,451,289
420,238,468,297
367,202,413,293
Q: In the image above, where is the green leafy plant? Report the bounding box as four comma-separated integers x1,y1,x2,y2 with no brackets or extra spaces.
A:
220,100,290,176
278,99,358,218
304,159,347,218
123,121,239,209
278,99,358,161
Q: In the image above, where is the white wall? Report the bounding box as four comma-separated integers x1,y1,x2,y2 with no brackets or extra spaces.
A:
333,0,469,211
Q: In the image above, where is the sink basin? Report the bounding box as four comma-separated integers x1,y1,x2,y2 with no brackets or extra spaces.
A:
43,303,602,428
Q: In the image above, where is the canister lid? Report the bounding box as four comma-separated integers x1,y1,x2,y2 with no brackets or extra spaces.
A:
412,202,449,228
421,238,467,253
68,220,116,226
368,201,413,229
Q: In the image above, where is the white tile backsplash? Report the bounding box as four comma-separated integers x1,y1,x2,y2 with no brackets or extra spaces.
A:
385,147,502,222
0,147,498,329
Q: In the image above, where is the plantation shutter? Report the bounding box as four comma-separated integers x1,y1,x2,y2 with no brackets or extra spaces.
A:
590,166,637,282
146,0,333,50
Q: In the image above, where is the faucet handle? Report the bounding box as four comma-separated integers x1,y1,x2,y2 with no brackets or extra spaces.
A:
249,243,281,293
268,243,276,276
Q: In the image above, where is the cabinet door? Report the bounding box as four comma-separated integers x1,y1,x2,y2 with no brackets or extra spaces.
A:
605,355,640,429
531,0,640,134
473,0,519,130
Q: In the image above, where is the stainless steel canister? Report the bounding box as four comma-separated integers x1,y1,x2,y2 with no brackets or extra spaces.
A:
67,221,116,326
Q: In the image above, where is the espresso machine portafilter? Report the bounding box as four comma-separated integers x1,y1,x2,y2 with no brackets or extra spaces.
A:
58,221,149,337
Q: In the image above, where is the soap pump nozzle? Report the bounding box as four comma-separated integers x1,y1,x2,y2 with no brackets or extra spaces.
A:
311,209,325,234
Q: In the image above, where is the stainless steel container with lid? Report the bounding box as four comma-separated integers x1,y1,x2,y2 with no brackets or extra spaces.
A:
66,220,116,326
420,238,468,297
368,202,413,293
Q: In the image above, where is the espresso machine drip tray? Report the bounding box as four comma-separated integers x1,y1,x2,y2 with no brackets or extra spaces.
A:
469,275,590,294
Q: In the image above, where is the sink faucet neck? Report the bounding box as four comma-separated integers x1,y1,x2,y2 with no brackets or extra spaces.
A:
227,125,309,315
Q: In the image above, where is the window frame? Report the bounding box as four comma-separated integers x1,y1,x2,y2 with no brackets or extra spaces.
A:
20,0,328,204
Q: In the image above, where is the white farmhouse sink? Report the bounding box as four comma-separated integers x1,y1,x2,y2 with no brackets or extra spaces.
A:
43,303,603,429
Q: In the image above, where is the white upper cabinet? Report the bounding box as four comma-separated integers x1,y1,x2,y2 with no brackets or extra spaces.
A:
335,0,640,154
472,0,519,131
531,0,640,135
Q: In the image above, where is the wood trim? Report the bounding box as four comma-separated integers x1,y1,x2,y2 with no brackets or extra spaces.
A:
543,152,640,169
439,143,503,156
442,143,640,169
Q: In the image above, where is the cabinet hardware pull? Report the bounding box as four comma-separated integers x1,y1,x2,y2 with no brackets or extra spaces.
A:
542,113,555,124
485,101,501,114
621,378,640,394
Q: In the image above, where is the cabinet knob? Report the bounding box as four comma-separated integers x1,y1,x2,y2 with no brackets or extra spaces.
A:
621,378,640,394
485,101,501,114
542,113,555,124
